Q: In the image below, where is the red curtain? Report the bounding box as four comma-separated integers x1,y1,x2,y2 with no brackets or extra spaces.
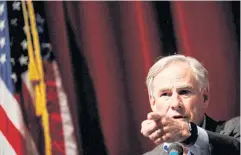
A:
171,1,240,120
44,1,239,155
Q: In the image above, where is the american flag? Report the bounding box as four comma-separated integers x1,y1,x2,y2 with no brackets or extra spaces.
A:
0,1,37,154
0,1,77,154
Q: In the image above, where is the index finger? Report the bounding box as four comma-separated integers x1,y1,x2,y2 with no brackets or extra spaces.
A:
147,112,163,120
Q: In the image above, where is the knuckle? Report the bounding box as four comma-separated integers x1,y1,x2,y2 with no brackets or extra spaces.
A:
155,138,162,144
142,131,149,137
149,129,161,141
149,134,155,141
141,129,149,137
162,133,170,142
156,129,161,134
162,135,167,141
162,117,167,124
161,126,167,132
165,133,171,139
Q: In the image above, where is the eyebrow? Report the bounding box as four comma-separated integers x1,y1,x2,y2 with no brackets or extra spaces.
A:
158,85,194,92
177,85,194,90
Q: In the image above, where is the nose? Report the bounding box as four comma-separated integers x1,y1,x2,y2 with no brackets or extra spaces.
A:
170,93,182,110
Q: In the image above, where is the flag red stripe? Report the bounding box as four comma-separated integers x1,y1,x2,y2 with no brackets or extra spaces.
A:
44,61,66,154
0,105,25,155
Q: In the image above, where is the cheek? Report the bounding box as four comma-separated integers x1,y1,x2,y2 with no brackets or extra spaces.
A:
154,100,168,113
184,98,204,121
184,96,202,109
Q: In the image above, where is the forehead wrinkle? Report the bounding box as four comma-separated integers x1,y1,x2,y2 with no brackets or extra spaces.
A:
152,62,199,95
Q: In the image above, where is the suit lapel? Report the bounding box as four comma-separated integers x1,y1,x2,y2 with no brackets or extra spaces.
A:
203,114,222,132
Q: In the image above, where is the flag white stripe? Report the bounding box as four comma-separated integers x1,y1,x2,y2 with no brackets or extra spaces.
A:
0,131,16,155
21,72,35,107
53,61,78,155
0,78,25,134
0,77,39,155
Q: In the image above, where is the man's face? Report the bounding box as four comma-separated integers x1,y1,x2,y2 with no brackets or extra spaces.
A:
149,62,208,125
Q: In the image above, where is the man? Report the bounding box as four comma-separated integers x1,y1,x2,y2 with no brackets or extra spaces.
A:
141,54,240,155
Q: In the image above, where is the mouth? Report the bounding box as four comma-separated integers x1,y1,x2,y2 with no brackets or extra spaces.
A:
172,115,188,120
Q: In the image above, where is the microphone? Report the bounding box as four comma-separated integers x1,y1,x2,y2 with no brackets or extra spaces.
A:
168,143,183,155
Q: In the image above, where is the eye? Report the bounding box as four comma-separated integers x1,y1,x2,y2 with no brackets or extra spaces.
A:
179,90,192,96
160,92,171,97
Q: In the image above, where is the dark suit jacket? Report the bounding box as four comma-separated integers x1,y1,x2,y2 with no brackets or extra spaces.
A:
143,115,240,155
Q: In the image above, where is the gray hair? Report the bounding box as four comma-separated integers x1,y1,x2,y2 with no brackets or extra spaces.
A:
146,54,209,97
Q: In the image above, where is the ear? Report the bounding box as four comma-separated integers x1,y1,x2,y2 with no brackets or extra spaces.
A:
202,88,209,108
149,95,156,112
